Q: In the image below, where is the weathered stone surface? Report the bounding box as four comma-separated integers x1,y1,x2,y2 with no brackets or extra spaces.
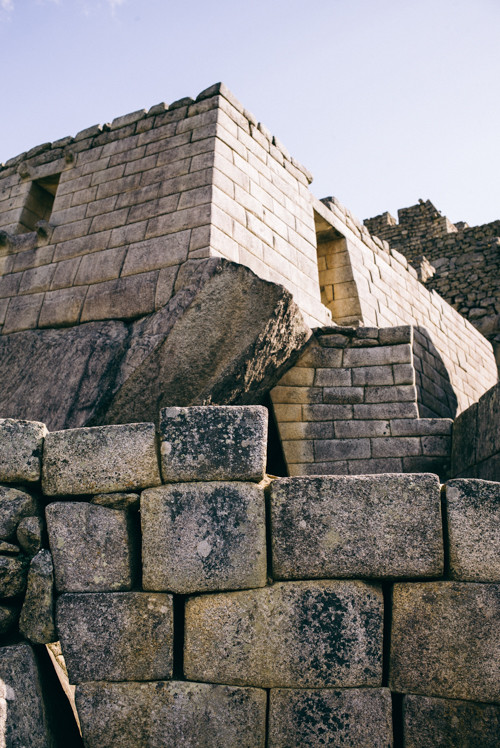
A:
76,680,267,748
184,581,383,688
0,320,129,431
268,688,393,747
270,474,443,580
0,554,27,597
0,604,17,634
0,485,38,540
141,482,266,594
0,643,52,747
403,694,500,748
19,549,56,643
159,405,267,482
390,582,500,702
0,418,47,483
100,258,312,425
56,592,173,683
0,540,20,554
42,423,161,495
91,491,139,510
17,515,44,555
445,478,500,581
46,502,134,592
0,261,310,431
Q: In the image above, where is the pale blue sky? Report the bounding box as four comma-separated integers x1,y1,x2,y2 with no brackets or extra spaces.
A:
1,0,499,226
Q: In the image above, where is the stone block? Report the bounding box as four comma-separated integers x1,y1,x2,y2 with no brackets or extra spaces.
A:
159,406,267,482
322,386,364,403
348,457,403,474
268,688,393,748
19,549,56,643
0,486,38,540
371,436,422,457
364,384,416,402
313,368,351,386
270,386,322,404
390,582,500,702
0,644,53,747
56,592,173,683
184,581,383,688
17,515,43,555
352,365,394,386
0,418,47,483
42,423,161,495
0,554,27,597
445,479,500,581
270,474,442,580
2,292,44,334
391,418,452,436
91,492,139,510
141,482,266,594
80,271,157,322
282,439,314,463
344,344,412,367
354,402,419,419
46,502,134,592
451,402,477,475
314,438,371,460
403,694,500,748
76,680,267,748
335,419,390,438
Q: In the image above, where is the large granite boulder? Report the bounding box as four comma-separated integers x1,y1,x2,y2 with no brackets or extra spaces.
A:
0,259,311,429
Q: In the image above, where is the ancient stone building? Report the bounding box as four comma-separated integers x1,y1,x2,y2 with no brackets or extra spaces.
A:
0,83,498,746
365,199,500,368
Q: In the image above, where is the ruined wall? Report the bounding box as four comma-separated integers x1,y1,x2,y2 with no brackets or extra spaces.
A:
314,196,497,415
0,83,330,331
0,408,498,746
451,381,500,480
271,326,453,477
364,200,500,363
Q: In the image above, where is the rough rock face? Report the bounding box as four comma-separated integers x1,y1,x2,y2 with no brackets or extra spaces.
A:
0,259,311,430
19,549,56,644
100,259,312,424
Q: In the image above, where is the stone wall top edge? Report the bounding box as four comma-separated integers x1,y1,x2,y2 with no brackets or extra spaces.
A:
0,82,313,183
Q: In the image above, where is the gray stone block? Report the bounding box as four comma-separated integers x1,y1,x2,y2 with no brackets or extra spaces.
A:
403,694,500,748
270,474,443,580
56,592,173,683
0,554,27,597
141,482,266,594
445,479,500,581
390,582,500,702
159,406,267,482
19,549,56,644
0,418,47,483
184,581,383,688
268,688,393,748
76,680,267,748
42,423,161,495
17,515,44,555
0,644,53,747
46,502,134,592
91,491,139,510
0,485,38,540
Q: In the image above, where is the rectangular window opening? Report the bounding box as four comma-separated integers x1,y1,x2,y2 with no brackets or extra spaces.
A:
18,173,60,233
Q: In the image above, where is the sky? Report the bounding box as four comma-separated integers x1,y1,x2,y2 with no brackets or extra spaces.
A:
1,0,499,227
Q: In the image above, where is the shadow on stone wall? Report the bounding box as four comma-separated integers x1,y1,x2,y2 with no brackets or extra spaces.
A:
413,327,458,420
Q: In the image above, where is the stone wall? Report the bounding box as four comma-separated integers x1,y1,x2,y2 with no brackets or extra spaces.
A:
314,197,498,415
0,407,498,746
0,83,329,330
364,200,500,367
271,326,453,477
451,381,500,480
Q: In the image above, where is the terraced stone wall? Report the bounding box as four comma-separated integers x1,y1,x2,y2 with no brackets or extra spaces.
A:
271,326,454,477
0,407,498,746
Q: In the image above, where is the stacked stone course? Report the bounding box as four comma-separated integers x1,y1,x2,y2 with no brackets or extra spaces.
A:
0,407,498,746
271,325,453,477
